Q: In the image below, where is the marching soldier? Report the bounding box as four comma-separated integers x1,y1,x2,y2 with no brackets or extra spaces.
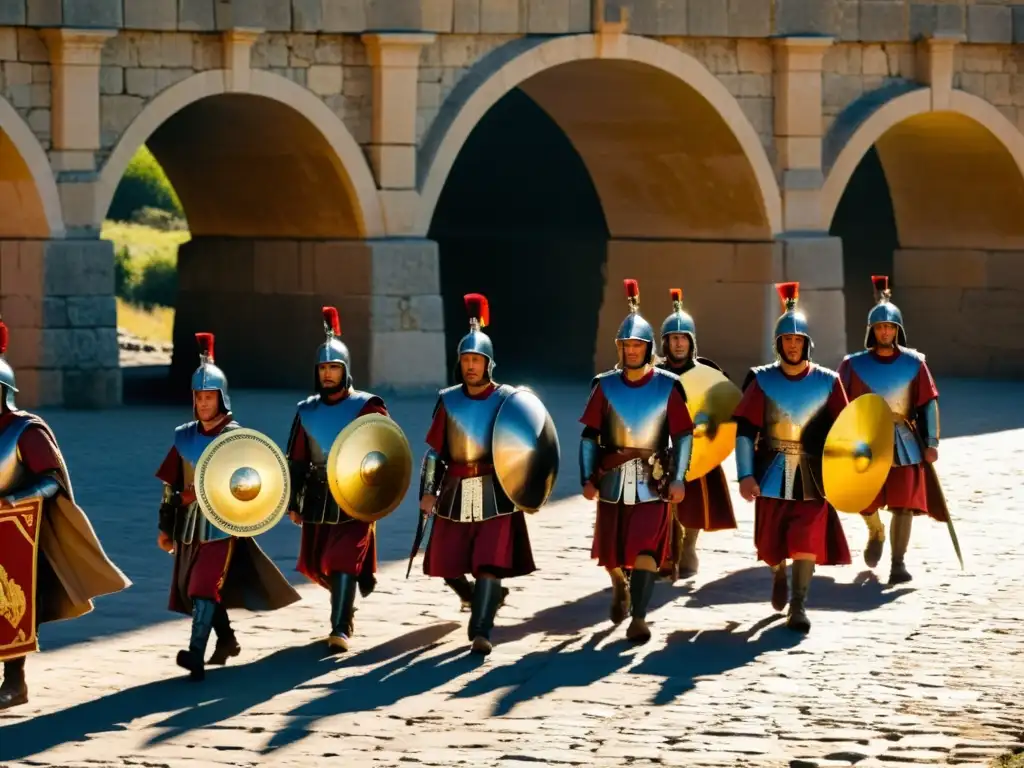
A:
837,276,945,585
155,333,300,681
578,279,695,644
0,320,131,710
656,287,737,580
731,282,852,633
285,307,392,653
417,294,541,656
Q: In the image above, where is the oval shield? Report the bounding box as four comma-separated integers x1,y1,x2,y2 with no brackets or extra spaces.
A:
327,414,413,523
492,387,560,513
822,393,895,513
195,428,291,538
680,363,743,481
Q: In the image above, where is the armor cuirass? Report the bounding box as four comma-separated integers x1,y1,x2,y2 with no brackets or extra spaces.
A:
297,391,372,465
847,350,919,420
0,415,32,496
440,385,511,464
597,369,676,452
173,420,240,543
758,365,835,444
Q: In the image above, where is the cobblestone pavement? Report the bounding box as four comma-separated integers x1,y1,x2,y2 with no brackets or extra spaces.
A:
0,380,1022,767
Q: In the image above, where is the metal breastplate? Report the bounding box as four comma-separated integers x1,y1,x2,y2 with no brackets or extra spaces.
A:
598,369,676,451
847,350,923,466
173,420,240,544
755,364,836,501
440,385,510,464
297,391,372,465
0,415,32,497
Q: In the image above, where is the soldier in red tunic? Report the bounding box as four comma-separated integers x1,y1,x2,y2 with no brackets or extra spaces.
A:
417,294,536,656
578,279,695,643
731,283,852,633
286,307,391,653
656,288,737,580
155,333,300,681
837,276,944,585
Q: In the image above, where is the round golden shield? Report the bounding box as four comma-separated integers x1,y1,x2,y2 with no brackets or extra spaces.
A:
822,393,895,513
327,414,413,523
195,428,290,538
681,363,743,481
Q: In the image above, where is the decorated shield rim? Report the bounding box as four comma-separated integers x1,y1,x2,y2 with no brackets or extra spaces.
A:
326,414,414,520
196,427,291,537
492,387,560,512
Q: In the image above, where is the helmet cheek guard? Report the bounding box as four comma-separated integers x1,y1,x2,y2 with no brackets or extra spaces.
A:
455,293,496,383
864,276,907,349
316,307,353,391
772,282,813,362
615,279,656,368
191,332,231,418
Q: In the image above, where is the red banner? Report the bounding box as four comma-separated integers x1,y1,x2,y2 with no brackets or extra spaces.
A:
0,498,42,662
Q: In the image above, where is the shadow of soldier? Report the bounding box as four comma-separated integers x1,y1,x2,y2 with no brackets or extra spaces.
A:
260,622,475,755
0,623,457,762
681,566,914,612
447,627,637,717
629,617,805,705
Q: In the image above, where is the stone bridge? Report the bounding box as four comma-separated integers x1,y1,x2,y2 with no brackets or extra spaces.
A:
1,0,1023,408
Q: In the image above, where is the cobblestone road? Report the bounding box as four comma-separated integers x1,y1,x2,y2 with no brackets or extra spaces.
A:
0,380,1022,767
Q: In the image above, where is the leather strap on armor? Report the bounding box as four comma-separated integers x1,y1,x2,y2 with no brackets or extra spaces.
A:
921,400,940,447
736,435,756,480
287,459,306,510
670,434,693,485
419,450,445,497
579,438,598,486
2,472,60,506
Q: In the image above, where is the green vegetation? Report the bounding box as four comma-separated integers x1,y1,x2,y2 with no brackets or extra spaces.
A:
993,752,1024,768
107,145,184,221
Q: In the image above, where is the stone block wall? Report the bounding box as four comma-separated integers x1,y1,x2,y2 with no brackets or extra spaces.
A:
0,27,53,147
0,239,121,408
894,248,1024,378
172,237,445,393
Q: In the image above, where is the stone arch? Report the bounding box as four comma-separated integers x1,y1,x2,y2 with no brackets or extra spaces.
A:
0,95,64,238
822,87,1024,249
417,33,782,239
96,68,385,237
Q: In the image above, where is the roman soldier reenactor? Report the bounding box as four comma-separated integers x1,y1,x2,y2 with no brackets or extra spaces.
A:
285,307,391,653
837,276,944,585
0,319,131,710
155,333,300,681
578,279,695,643
732,282,852,633
417,294,536,656
656,287,737,580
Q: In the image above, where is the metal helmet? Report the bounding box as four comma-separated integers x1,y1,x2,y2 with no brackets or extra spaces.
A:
773,281,814,361
616,278,656,366
660,286,698,357
0,319,18,410
191,332,231,416
864,274,907,348
456,293,495,379
316,306,352,390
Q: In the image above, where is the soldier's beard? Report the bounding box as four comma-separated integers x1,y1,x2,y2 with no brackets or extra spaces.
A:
319,382,345,397
667,351,690,367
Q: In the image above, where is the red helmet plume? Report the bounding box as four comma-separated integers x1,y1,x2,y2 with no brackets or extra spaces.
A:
871,275,891,301
775,281,799,309
464,293,490,328
322,306,341,336
195,332,215,362
0,320,8,356
669,287,682,304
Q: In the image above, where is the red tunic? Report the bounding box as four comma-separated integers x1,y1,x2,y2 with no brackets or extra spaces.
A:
731,367,852,567
674,466,736,531
421,383,537,580
579,369,696,570
155,417,239,610
289,396,387,587
836,351,945,521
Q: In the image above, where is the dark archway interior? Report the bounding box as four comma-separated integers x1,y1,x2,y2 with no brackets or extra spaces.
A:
428,88,609,385
829,146,899,353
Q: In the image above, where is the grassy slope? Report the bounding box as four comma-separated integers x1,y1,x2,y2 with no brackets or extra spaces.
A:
102,221,185,343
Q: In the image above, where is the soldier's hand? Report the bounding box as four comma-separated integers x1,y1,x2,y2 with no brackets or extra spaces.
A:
925,447,938,463
420,494,437,516
739,477,760,502
582,482,598,501
288,510,302,526
668,482,686,504
157,531,174,553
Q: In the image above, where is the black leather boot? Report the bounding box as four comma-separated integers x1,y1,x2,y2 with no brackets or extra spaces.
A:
0,656,28,710
786,560,814,633
889,511,913,585
468,577,504,655
177,598,217,681
609,568,631,625
678,527,701,578
207,605,241,665
446,576,475,611
863,511,886,568
626,570,656,644
328,572,358,653
771,562,788,612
